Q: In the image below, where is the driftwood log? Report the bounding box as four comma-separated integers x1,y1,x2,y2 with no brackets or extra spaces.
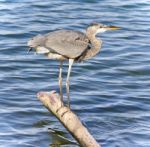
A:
37,91,101,147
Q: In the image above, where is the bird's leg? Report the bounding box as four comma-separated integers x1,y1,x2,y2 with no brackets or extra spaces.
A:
58,61,63,102
66,59,74,108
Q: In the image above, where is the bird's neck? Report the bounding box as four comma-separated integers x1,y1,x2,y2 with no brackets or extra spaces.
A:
83,30,102,60
87,30,102,49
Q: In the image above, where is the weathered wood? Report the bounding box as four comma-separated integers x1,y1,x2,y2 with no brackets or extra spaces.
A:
37,91,101,147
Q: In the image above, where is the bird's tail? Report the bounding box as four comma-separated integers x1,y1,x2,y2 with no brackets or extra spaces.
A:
27,47,33,53
27,35,46,48
27,34,49,54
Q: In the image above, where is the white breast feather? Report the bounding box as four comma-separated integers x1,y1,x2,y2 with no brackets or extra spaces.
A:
47,53,66,60
36,46,49,54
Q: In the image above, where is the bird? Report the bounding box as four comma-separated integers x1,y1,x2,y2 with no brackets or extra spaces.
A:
27,23,120,108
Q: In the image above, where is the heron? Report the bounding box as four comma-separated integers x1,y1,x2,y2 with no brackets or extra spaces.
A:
27,23,120,108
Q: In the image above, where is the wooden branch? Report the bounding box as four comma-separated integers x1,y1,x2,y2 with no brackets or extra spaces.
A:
37,91,101,147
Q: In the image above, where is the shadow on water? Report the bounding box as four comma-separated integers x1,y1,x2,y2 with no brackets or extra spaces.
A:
33,120,55,128
48,128,78,147
33,120,78,146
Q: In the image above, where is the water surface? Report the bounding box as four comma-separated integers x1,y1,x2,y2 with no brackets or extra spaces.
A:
0,0,150,146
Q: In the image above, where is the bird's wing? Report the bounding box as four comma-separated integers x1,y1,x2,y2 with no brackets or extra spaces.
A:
44,30,90,59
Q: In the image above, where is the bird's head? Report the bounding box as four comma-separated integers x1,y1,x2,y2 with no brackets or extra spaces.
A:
86,23,120,35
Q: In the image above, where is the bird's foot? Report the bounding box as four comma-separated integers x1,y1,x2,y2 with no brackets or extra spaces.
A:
66,102,71,109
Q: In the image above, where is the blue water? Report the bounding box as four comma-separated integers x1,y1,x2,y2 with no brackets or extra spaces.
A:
0,0,150,146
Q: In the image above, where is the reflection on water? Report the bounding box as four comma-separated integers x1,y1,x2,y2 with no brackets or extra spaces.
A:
0,0,149,146
48,128,78,147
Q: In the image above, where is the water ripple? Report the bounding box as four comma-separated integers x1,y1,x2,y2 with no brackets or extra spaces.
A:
0,0,149,146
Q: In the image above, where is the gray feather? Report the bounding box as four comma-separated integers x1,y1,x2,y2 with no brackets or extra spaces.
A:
44,30,90,58
27,34,46,48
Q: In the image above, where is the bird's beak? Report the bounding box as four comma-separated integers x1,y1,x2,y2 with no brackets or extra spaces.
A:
106,26,121,30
